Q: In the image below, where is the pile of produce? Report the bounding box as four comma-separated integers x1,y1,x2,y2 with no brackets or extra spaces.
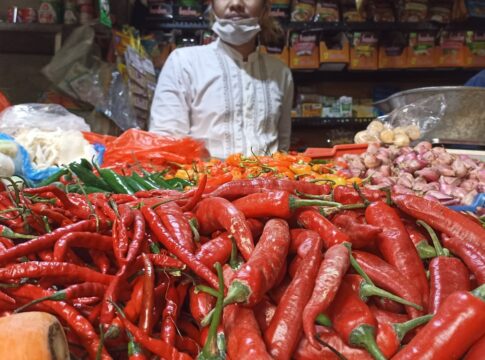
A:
336,141,484,209
0,173,484,359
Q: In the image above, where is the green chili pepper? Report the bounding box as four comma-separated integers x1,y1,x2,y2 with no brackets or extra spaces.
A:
123,176,146,192
38,168,69,187
131,172,159,190
65,184,110,194
98,169,134,194
69,163,112,191
80,158,94,171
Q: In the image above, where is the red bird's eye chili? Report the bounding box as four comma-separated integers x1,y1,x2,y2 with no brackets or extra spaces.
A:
232,191,342,219
141,206,219,289
224,305,272,360
331,213,382,249
365,201,428,309
156,202,195,254
138,253,155,335
328,278,386,360
0,219,99,265
52,232,113,262
296,208,351,249
404,223,437,260
303,243,349,350
393,284,485,360
194,197,254,261
206,219,290,321
352,250,425,319
0,261,114,285
161,285,179,346
417,220,471,313
264,235,323,360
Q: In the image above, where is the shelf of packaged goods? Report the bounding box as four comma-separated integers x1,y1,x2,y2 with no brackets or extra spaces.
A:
0,23,65,33
291,117,374,129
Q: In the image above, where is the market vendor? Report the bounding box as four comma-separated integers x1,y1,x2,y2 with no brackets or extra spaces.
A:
149,0,294,159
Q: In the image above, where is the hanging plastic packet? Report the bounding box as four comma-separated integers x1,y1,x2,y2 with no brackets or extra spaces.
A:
99,0,112,27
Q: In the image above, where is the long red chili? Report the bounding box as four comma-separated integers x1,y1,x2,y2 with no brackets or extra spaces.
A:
393,284,485,360
156,202,195,254
195,233,232,269
125,277,144,322
89,249,111,274
333,185,385,205
418,220,471,313
142,206,219,289
161,285,179,345
224,304,272,360
404,222,437,259
9,284,110,359
353,250,424,319
125,209,146,265
365,201,428,308
182,173,207,211
303,243,349,349
296,208,350,249
194,197,254,261
464,334,485,360
332,213,382,249
253,297,277,333
0,219,99,264
137,253,155,335
265,234,322,360
190,285,216,325
0,261,113,284
53,232,113,262
217,219,290,310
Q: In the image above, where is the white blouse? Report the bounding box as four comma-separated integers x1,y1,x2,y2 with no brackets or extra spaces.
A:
149,38,294,159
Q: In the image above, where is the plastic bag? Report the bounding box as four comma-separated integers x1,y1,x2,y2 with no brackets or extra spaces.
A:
380,94,446,137
0,104,90,136
101,129,209,169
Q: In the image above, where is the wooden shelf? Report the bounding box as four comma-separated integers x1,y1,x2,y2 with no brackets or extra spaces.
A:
0,23,64,33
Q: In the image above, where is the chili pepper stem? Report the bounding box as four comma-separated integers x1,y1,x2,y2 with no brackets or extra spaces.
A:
195,285,219,298
349,324,387,360
344,243,374,286
295,191,333,201
189,218,200,243
0,226,36,239
417,220,446,257
229,236,242,270
13,290,67,313
471,283,485,300
360,283,423,310
314,336,346,360
416,241,437,259
393,314,433,342
352,182,370,206
289,197,342,210
315,313,332,327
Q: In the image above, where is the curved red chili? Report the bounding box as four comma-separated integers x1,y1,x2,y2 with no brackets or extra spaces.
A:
53,232,113,262
156,202,195,254
332,213,382,249
161,285,179,345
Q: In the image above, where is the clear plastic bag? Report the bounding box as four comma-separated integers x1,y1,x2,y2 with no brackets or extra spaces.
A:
0,104,90,136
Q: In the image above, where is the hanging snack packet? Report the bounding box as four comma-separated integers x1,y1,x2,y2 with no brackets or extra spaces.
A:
98,0,112,27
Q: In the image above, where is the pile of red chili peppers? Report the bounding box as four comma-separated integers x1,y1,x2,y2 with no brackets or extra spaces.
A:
0,174,484,360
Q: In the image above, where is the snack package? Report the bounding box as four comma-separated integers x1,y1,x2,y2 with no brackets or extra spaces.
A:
176,0,203,18
314,0,339,22
349,32,379,70
378,32,408,69
319,32,350,70
342,0,366,22
407,31,437,67
464,31,485,67
428,1,452,22
437,31,466,67
291,0,316,21
369,0,396,22
261,32,290,66
271,0,291,20
98,0,112,27
398,0,429,22
290,31,320,69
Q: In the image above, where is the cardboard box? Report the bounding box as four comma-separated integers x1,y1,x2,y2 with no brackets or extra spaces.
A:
437,31,466,67
464,31,485,68
408,32,437,68
290,32,320,69
261,46,290,66
349,32,379,70
378,32,408,69
319,32,350,70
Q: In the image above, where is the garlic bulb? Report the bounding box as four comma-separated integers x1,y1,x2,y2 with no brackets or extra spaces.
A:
405,125,421,141
394,133,410,147
380,129,395,144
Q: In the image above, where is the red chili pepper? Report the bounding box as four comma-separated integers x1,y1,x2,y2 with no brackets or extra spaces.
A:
442,234,485,284
418,220,471,313
30,203,74,227
288,256,303,279
464,334,485,360
216,219,290,310
268,276,291,305
9,284,110,359
393,285,485,360
190,285,216,325
156,202,195,254
327,278,385,360
253,297,277,332
365,201,428,309
0,219,100,265
178,317,201,344
265,234,322,360
127,329,147,360
353,250,424,319
125,209,146,265
52,232,113,262
138,253,155,335
125,277,144,323
125,253,185,280
232,191,342,219
296,208,350,249
332,213,382,249
0,290,15,305
333,185,385,205
195,233,232,269
142,206,219,289
161,285,179,345
175,334,200,358
207,178,330,199
372,297,406,315
0,261,113,284
404,222,437,259
89,249,111,274
303,243,349,350
182,173,207,212
99,273,125,328
195,197,254,261
370,305,409,324
224,304,272,360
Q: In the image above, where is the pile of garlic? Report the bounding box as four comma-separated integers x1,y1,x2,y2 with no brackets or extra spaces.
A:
354,120,421,148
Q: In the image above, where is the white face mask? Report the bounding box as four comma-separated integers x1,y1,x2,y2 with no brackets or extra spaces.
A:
212,16,261,46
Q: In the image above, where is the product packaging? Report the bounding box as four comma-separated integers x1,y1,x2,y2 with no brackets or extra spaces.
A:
290,31,320,69
291,0,316,21
314,0,340,22
378,32,408,69
437,31,466,67
38,0,61,24
319,32,350,70
464,31,485,67
407,31,437,67
349,32,379,70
